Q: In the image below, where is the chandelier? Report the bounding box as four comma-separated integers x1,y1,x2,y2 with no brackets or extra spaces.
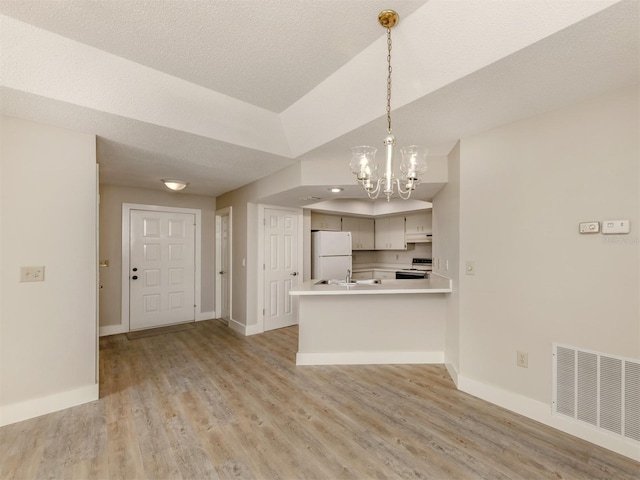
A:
349,10,428,201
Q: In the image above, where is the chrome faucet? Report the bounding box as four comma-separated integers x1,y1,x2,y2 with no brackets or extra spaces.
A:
346,268,351,284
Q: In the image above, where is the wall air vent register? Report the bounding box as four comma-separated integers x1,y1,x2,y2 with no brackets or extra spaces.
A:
553,343,640,442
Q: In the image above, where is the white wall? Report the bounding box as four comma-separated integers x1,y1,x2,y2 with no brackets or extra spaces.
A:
0,116,98,425
432,141,461,380
430,86,639,458
98,184,216,332
458,85,639,403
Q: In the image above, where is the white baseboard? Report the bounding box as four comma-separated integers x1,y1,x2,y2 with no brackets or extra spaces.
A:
227,318,245,335
227,318,262,336
100,311,215,337
0,383,99,427
197,311,215,321
444,362,459,387
296,351,444,366
458,375,640,462
245,323,262,336
99,323,127,337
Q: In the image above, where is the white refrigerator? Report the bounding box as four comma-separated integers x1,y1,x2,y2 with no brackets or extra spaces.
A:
312,231,353,279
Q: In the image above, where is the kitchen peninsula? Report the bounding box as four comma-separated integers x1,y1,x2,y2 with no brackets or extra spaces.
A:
290,275,452,366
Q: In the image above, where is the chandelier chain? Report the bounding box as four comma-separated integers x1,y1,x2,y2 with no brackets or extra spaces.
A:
386,26,392,133
349,10,428,202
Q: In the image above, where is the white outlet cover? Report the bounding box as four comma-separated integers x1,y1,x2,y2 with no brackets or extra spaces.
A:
602,219,630,234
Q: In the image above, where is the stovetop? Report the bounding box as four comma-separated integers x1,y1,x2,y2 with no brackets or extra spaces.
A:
399,258,432,272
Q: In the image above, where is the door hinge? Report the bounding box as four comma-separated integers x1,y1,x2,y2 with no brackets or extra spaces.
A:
263,308,265,316
263,218,266,226
263,264,265,270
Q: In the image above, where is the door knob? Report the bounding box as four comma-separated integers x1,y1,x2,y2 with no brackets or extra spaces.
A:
132,275,138,280
219,271,225,275
132,267,138,272
290,272,298,276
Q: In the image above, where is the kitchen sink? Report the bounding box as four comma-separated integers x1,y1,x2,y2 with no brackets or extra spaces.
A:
315,279,381,286
353,278,382,285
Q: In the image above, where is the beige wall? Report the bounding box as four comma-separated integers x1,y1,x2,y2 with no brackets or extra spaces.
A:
215,188,251,326
0,116,98,424
432,141,461,377
99,184,216,329
216,163,304,328
457,85,639,403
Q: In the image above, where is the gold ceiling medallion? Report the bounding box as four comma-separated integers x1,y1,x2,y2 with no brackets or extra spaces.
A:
378,10,399,29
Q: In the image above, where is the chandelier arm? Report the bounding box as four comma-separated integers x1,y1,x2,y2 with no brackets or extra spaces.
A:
363,178,383,199
396,180,414,200
395,180,412,195
395,178,416,199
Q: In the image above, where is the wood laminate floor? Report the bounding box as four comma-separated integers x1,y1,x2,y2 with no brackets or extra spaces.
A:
1,319,638,479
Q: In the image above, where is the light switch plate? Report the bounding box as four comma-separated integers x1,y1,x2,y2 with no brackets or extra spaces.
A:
579,222,600,234
602,219,630,234
466,261,475,275
20,266,45,282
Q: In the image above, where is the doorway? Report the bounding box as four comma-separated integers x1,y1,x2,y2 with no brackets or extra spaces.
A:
122,203,202,332
215,207,232,322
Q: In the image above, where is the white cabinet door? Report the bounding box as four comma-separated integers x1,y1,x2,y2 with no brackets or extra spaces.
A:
374,270,396,279
374,217,388,249
341,216,359,248
405,211,432,234
359,218,375,250
375,216,406,250
311,213,341,231
388,215,406,249
342,216,375,250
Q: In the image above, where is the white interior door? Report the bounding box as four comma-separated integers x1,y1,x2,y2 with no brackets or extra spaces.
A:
219,213,231,320
129,210,195,330
264,208,299,331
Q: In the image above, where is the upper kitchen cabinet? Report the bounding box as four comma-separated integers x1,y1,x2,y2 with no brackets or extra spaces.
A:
405,211,433,243
311,213,342,231
342,216,375,250
375,215,406,250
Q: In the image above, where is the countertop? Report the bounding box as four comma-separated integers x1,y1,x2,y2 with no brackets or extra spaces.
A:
290,274,451,296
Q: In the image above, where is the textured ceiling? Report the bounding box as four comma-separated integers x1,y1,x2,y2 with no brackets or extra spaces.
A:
0,0,638,200
0,0,427,113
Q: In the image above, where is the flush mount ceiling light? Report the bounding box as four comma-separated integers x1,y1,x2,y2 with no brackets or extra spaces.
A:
328,187,344,193
162,179,188,191
349,10,428,201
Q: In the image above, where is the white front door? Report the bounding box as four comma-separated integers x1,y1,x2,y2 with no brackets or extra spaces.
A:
219,212,231,320
264,208,299,331
129,209,196,330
